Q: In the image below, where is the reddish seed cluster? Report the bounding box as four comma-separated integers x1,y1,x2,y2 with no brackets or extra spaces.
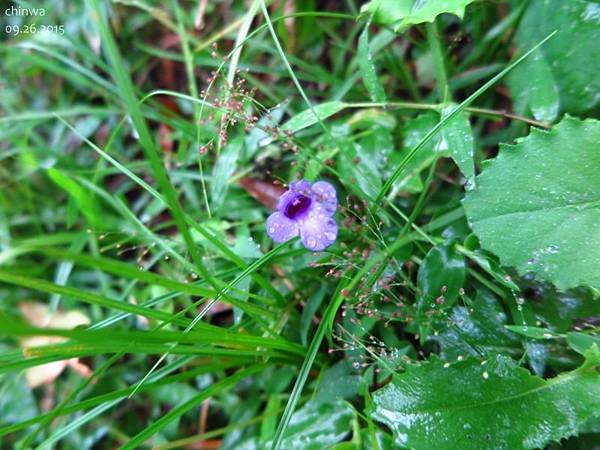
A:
329,321,413,373
306,195,469,340
197,45,299,154
199,142,213,155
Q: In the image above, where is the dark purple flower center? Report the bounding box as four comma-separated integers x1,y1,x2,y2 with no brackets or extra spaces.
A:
283,194,312,219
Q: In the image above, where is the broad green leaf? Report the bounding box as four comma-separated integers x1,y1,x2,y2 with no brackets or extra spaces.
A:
463,116,600,291
281,101,346,134
389,112,440,193
505,325,557,340
371,347,600,450
211,136,242,210
375,30,559,204
390,109,474,193
580,416,600,434
417,242,465,313
304,146,338,180
150,382,199,406
348,108,396,130
523,285,600,333
47,168,102,228
509,0,600,118
300,285,326,346
349,123,395,199
244,106,285,158
316,361,361,405
361,0,477,30
0,373,38,426
508,49,559,122
441,104,475,187
232,225,263,259
279,400,354,449
358,25,386,102
338,139,381,200
567,332,600,356
242,400,354,450
432,289,520,359
260,395,282,444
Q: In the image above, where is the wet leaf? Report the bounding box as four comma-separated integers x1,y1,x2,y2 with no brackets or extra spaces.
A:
509,0,600,119
211,136,242,210
417,242,465,313
47,168,102,228
239,400,354,450
508,48,559,122
361,0,478,30
340,121,394,200
231,225,262,259
348,109,396,130
566,332,600,356
150,382,199,405
244,106,285,158
273,400,354,449
281,101,346,134
390,108,474,193
441,104,475,187
316,360,361,405
505,325,557,340
463,116,600,291
371,347,600,450
0,373,38,425
389,112,440,193
338,139,382,200
432,289,520,359
525,285,600,333
358,24,386,103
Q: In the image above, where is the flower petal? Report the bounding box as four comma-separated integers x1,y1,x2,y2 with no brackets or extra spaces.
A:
276,191,312,220
299,209,338,251
266,212,299,243
311,180,337,216
276,190,299,211
289,179,312,195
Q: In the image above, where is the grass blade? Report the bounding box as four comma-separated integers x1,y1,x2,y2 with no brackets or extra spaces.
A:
374,30,558,206
121,366,264,449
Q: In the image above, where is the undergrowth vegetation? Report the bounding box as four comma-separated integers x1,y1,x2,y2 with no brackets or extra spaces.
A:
1,0,599,449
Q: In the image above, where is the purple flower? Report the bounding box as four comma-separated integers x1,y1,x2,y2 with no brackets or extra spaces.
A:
266,180,338,251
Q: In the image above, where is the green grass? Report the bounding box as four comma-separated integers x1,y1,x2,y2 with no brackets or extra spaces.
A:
1,0,599,449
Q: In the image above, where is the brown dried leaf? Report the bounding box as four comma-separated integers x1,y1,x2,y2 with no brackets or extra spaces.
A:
238,177,285,210
19,301,91,388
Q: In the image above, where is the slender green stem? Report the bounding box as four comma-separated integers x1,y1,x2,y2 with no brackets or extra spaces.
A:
374,30,557,207
258,0,336,143
270,231,420,450
399,156,439,237
173,0,212,218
